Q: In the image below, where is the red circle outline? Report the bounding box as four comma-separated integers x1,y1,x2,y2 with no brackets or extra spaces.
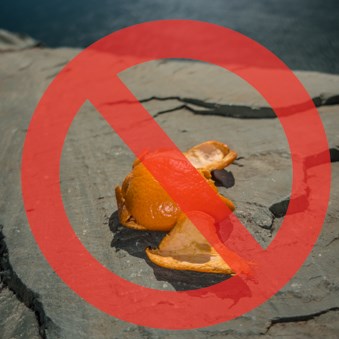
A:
21,20,331,329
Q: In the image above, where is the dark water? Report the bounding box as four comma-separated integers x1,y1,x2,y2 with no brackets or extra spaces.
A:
1,0,339,73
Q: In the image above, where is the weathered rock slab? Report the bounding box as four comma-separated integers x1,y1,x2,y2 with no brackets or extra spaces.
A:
0,45,338,338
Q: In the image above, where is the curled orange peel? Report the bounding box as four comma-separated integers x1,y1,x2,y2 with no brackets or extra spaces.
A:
115,141,237,232
146,211,235,274
184,140,237,171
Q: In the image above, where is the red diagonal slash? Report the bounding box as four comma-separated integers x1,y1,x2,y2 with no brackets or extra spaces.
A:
22,20,330,329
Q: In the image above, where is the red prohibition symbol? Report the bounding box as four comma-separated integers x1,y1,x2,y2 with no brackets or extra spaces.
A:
21,20,331,329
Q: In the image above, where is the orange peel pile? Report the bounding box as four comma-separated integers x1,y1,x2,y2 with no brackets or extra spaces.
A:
115,140,239,274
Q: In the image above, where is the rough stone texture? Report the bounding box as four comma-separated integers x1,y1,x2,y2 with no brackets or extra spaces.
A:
0,285,40,339
0,29,41,52
120,60,339,117
0,35,338,338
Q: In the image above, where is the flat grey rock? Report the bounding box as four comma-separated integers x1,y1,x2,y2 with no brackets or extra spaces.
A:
0,44,338,338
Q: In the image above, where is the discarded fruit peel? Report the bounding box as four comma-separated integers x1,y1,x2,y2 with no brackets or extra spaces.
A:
146,212,234,274
115,140,243,274
115,141,236,232
184,140,237,171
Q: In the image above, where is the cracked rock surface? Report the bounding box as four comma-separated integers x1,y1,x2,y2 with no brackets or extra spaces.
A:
0,38,339,338
0,286,40,339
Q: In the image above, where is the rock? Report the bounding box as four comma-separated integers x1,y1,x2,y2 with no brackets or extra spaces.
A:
0,286,40,339
0,43,338,338
0,225,52,338
0,29,41,52
120,60,339,118
266,309,339,338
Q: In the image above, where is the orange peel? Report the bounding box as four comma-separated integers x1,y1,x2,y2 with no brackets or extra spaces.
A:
146,212,234,274
115,141,236,232
115,162,181,231
184,140,237,172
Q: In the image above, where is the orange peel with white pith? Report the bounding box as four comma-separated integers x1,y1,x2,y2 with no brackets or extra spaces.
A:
115,141,236,232
184,140,237,171
146,212,234,274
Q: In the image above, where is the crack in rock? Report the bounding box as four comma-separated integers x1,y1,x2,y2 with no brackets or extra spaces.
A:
140,94,339,119
325,235,339,247
330,146,339,162
269,198,291,218
269,145,337,218
304,146,339,167
0,225,56,339
237,201,275,230
264,307,339,334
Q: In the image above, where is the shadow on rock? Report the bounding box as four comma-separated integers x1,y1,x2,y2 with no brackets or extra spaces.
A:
109,211,231,291
109,211,165,259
